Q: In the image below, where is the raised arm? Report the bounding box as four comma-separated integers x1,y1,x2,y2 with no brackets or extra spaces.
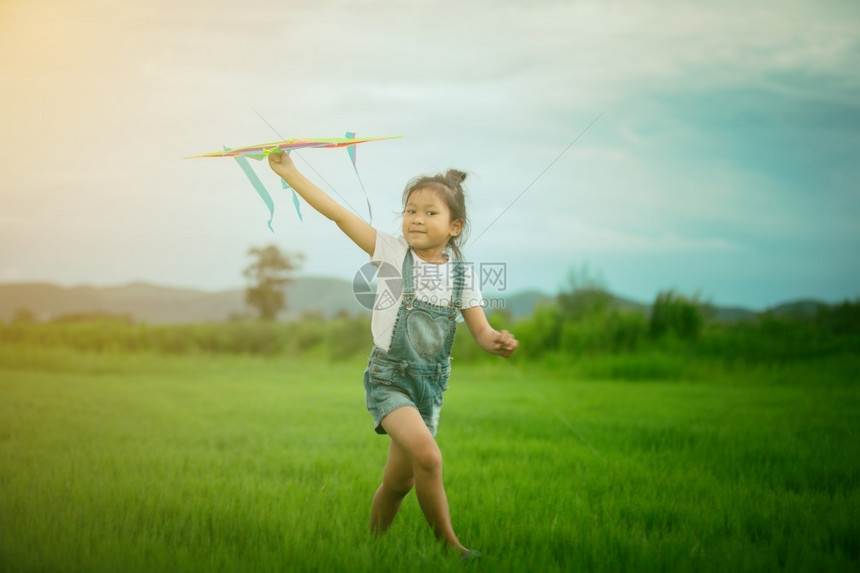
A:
268,150,376,255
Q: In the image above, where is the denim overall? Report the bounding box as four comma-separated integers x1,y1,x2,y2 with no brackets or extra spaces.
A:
363,249,465,437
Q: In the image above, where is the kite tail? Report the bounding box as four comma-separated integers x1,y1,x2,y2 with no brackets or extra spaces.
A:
346,131,373,224
281,176,303,221
232,151,275,232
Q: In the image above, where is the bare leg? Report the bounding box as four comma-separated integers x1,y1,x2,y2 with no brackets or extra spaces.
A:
377,406,470,555
370,438,414,533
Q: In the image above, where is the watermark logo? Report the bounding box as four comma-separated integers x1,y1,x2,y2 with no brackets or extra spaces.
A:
352,260,509,311
479,262,507,291
352,262,402,311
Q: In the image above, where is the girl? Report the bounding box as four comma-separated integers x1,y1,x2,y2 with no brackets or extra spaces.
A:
268,150,518,560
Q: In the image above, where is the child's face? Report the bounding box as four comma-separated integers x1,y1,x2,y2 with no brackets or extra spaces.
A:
402,188,462,255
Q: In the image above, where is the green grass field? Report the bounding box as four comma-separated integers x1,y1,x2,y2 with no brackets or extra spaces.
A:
1,345,857,572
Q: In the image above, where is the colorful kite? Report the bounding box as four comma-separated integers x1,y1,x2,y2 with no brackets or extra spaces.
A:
186,133,402,231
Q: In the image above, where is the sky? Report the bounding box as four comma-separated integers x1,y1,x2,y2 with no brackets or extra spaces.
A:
1,0,858,310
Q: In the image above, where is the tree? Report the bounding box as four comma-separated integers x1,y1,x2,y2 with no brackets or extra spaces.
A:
243,244,304,321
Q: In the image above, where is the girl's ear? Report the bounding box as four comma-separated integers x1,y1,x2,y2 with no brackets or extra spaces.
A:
449,218,464,237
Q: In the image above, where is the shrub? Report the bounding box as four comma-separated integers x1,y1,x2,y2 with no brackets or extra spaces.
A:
649,290,703,341
12,308,38,324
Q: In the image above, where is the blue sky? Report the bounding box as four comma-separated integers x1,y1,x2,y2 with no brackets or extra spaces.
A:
1,0,858,309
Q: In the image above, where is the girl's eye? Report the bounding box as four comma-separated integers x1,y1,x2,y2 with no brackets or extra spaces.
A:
427,211,436,216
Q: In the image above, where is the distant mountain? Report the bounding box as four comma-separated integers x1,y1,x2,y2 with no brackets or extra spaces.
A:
0,280,829,325
0,279,554,323
768,299,828,318
493,289,555,318
0,279,367,324
708,305,758,322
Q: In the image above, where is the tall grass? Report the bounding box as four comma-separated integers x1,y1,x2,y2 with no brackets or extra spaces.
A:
3,294,858,370
1,345,857,571
0,316,373,358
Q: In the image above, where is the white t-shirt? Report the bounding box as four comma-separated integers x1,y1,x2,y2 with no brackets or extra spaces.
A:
370,230,483,352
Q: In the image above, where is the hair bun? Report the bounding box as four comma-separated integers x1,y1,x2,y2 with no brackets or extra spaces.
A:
445,169,467,191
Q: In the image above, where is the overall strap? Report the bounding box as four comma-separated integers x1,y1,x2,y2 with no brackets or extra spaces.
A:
451,260,465,309
401,249,415,309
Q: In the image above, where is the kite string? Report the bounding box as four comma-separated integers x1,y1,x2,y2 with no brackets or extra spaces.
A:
473,328,606,461
466,110,608,457
467,109,605,249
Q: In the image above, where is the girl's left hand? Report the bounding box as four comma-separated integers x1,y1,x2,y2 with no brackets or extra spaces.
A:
491,329,518,357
